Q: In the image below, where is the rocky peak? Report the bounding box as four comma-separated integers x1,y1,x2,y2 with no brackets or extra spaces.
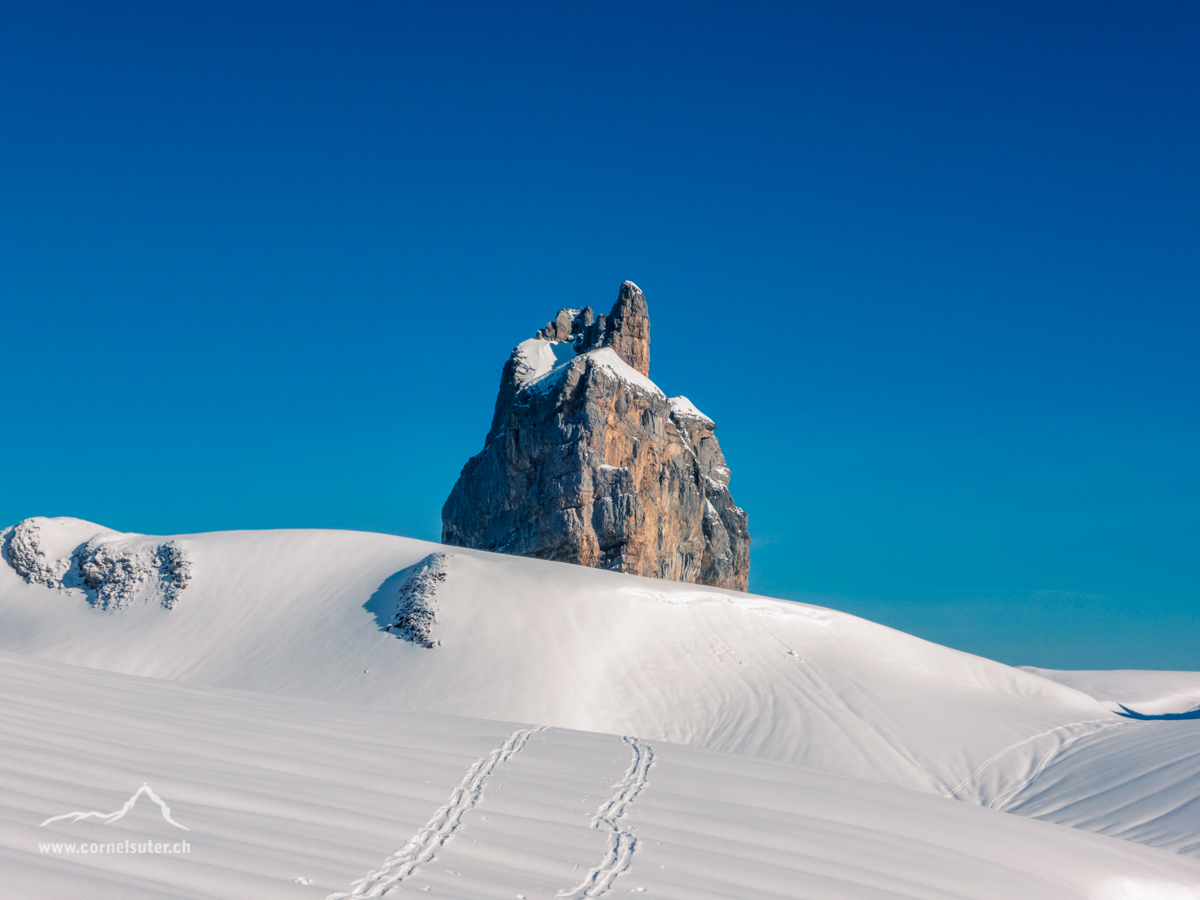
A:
531,280,650,375
534,306,599,347
606,280,651,376
444,280,750,591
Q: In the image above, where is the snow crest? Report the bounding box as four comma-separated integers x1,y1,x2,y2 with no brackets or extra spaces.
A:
668,395,713,425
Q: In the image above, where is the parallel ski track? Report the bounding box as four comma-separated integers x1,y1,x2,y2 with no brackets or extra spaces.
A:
327,725,545,899
987,720,1126,810
557,735,655,899
943,718,1121,803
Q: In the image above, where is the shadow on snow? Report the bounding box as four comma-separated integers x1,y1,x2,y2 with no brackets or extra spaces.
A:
1116,704,1200,721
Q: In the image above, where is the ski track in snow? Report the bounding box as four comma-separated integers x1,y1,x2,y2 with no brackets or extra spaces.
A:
944,718,1121,802
557,735,654,899
327,726,545,899
986,719,1127,810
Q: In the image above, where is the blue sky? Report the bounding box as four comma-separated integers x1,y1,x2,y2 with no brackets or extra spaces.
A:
2,1,1196,669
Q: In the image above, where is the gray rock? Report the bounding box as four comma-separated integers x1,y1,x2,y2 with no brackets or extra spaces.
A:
387,553,448,648
76,536,193,611
1,517,193,611
606,281,651,376
1,519,72,587
442,281,750,590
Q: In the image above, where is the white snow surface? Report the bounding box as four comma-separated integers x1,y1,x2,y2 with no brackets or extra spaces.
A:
1003,718,1200,857
668,395,714,424
584,347,662,396
511,339,560,385
0,520,1110,799
4,652,1199,900
2,517,1199,898
522,345,664,397
1023,667,1200,716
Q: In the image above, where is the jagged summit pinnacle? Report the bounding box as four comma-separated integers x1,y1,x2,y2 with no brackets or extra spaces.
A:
531,279,650,376
444,280,750,590
607,281,650,376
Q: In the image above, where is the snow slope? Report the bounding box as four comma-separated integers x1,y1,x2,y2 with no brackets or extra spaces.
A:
1004,718,1200,858
1023,667,1200,717
2,515,1199,895
4,651,1199,900
0,519,1111,803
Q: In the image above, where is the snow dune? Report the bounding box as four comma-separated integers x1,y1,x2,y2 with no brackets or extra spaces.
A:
1003,719,1200,856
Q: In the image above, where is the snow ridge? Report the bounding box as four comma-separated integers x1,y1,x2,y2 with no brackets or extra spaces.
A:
328,726,546,899
668,395,713,425
558,736,654,899
943,717,1119,805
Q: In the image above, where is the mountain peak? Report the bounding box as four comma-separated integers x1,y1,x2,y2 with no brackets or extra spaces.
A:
531,280,651,376
443,280,749,590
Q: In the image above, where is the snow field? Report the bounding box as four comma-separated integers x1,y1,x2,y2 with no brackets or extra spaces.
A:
3,652,1199,900
2,518,1199,898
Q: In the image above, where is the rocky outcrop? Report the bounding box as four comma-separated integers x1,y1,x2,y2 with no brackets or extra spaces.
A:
76,534,193,611
1,517,77,588
442,281,750,590
1,516,194,610
385,553,449,648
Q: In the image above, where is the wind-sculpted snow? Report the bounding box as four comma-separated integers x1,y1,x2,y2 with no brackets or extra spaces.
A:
2,520,1199,867
1,517,193,611
1024,666,1200,718
4,652,1200,899
943,718,1125,808
1004,719,1200,858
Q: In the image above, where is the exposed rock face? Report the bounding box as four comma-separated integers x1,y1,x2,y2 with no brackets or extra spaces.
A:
442,281,750,590
1,516,194,610
385,553,449,648
606,280,651,376
76,535,193,611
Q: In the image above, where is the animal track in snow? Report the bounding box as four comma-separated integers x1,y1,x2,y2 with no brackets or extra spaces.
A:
557,736,654,899
326,726,545,899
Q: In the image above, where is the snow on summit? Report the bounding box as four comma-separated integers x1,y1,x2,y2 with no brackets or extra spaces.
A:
2,515,1199,898
442,281,751,591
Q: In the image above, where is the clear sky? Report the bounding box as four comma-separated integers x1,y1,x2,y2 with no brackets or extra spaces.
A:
2,1,1196,670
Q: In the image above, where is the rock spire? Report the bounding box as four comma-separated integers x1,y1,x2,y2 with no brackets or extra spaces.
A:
442,280,750,590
